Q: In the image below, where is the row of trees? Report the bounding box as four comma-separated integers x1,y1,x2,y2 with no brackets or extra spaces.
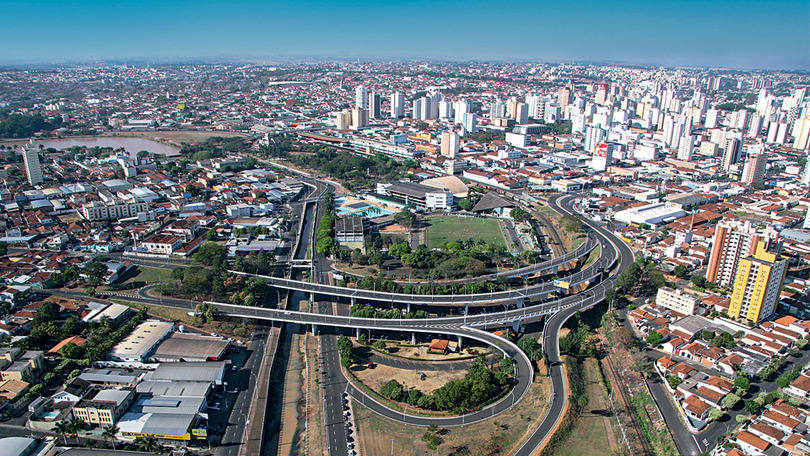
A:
349,304,428,319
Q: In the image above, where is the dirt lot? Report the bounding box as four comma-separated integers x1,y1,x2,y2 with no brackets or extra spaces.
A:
379,343,485,361
352,362,467,395
354,376,551,456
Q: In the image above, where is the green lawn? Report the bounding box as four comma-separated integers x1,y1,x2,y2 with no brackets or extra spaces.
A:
121,266,169,284
424,216,506,249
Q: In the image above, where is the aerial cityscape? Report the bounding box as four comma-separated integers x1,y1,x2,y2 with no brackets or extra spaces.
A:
0,2,809,456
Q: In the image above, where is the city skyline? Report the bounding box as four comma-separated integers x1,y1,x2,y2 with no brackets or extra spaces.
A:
2,0,808,70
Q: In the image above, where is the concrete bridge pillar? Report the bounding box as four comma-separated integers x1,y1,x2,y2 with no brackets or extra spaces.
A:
464,303,469,317
310,292,315,304
356,327,361,339
311,324,318,335
517,299,524,309
512,321,521,334
406,302,411,313
457,335,463,350
411,333,417,345
351,296,357,307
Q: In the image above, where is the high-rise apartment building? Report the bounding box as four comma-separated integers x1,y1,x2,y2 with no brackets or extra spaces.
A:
706,220,778,287
390,92,405,118
351,108,368,129
440,131,460,159
728,241,787,323
22,145,43,186
742,153,768,185
355,85,367,109
721,137,741,171
367,92,381,119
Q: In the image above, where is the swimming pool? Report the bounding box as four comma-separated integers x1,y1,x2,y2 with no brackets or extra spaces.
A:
335,199,394,217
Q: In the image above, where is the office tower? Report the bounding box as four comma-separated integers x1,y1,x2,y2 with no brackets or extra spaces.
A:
728,241,787,323
747,115,762,138
584,126,607,153
742,153,768,185
506,98,518,119
591,143,612,171
390,92,405,118
677,135,694,161
453,101,469,125
355,85,367,109
367,92,381,119
351,108,368,129
704,108,719,129
721,137,740,171
515,103,529,124
22,145,43,186
438,100,453,119
440,131,460,158
706,220,778,287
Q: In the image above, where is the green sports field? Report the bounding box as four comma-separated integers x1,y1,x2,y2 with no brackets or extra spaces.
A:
424,216,507,249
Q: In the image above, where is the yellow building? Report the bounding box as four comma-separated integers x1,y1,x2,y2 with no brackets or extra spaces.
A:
72,389,134,426
728,242,787,323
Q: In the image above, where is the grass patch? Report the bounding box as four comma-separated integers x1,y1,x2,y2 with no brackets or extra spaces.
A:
554,358,625,456
122,266,167,284
424,216,506,249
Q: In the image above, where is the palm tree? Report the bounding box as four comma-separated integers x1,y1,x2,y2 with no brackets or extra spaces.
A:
102,424,119,450
69,419,83,445
135,435,159,452
53,420,70,445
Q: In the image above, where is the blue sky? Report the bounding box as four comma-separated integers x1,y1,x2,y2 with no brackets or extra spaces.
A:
2,0,808,69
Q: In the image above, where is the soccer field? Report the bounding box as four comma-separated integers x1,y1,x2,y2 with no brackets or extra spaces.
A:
425,216,507,249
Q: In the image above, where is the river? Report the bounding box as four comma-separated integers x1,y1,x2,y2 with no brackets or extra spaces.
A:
34,137,181,158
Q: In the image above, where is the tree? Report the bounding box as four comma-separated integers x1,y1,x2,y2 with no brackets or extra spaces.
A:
206,229,218,241
380,380,405,401
734,376,751,392
667,375,683,389
744,399,761,415
517,336,543,361
691,274,708,288
510,207,531,222
721,393,740,409
394,209,417,229
707,407,723,421
54,420,70,445
193,242,226,267
631,359,654,378
646,331,663,346
388,242,411,258
134,435,159,453
357,333,368,345
102,424,119,450
83,260,108,286
672,265,690,279
61,342,84,359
